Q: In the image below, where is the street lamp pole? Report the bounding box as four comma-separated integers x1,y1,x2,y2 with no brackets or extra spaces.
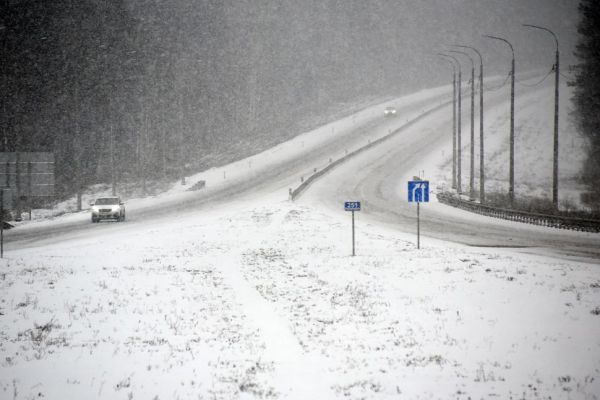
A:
484,34,515,205
441,53,463,194
455,45,485,203
523,24,560,210
450,50,475,199
438,54,458,189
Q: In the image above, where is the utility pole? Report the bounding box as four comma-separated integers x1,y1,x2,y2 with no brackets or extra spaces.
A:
523,24,560,210
438,54,458,189
485,35,515,205
456,45,485,203
553,39,559,209
510,52,515,204
457,62,462,194
452,68,457,190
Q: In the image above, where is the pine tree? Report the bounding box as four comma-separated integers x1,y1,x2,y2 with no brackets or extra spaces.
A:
572,0,600,209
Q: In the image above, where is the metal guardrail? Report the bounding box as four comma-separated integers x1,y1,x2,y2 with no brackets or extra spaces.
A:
290,99,453,201
290,147,360,201
437,192,600,233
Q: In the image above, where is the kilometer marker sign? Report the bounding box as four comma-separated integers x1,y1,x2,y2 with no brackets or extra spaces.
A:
344,201,361,256
344,201,361,211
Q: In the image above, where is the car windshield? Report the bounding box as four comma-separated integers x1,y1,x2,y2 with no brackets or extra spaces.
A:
95,198,119,205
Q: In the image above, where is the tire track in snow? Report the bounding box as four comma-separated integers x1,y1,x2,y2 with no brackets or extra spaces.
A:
217,208,336,399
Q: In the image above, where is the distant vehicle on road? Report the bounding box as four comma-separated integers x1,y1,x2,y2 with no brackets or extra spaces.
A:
90,197,126,223
383,106,397,117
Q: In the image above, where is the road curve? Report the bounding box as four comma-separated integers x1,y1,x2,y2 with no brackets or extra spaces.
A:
298,85,600,262
4,88,451,250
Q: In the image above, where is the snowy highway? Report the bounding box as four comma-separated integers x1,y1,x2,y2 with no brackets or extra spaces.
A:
300,83,600,262
2,83,600,399
5,2,598,398
4,87,451,250
7,78,600,262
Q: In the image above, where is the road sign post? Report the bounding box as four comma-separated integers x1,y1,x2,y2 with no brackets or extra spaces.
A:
417,202,420,249
408,180,429,249
344,201,361,256
1,190,3,258
352,210,355,256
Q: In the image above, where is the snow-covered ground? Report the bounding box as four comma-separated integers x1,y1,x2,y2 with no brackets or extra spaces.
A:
1,196,599,399
1,81,599,399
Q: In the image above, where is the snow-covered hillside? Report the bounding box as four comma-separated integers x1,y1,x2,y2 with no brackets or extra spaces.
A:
435,80,587,209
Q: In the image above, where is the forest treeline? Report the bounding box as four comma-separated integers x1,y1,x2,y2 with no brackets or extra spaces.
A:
2,0,421,198
571,0,600,209
1,0,579,200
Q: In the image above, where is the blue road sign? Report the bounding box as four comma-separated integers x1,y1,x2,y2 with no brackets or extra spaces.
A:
344,201,361,211
408,181,429,203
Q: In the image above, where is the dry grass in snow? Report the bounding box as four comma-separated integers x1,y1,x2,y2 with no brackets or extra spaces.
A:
1,200,599,399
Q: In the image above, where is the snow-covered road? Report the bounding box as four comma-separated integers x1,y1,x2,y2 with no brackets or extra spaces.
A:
299,82,600,262
4,87,451,251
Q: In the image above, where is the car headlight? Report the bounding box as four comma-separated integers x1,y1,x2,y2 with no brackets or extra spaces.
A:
91,206,99,213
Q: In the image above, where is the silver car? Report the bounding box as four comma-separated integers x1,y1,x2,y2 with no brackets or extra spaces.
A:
90,197,126,223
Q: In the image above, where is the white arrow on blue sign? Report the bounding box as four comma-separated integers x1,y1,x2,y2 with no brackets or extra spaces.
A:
408,181,429,203
344,201,361,211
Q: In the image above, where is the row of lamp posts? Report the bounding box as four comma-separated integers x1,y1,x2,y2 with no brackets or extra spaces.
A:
437,24,560,209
